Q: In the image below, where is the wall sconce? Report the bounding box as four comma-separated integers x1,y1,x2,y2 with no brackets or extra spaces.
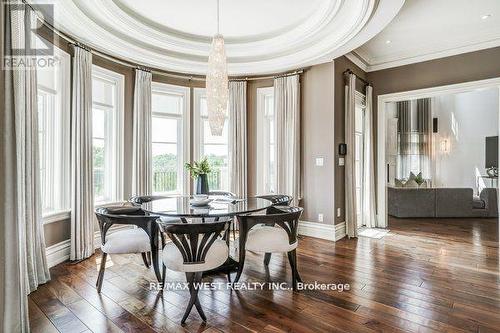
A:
441,139,450,153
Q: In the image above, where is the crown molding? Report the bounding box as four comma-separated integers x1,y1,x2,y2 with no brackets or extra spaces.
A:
353,38,500,72
345,52,369,72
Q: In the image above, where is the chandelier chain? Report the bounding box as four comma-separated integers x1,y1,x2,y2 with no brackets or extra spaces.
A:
217,0,220,34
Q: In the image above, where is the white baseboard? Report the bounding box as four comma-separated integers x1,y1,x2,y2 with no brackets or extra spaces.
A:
298,221,335,241
335,221,347,241
45,225,133,268
46,239,71,268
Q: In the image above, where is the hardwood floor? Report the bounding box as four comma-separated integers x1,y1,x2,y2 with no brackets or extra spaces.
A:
30,217,499,333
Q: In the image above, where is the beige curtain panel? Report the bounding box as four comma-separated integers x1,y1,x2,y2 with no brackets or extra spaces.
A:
344,74,357,238
229,81,248,197
70,45,95,261
1,2,50,331
362,85,377,228
132,69,153,196
275,74,301,205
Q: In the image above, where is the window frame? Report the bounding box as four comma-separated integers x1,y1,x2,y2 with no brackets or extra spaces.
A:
151,82,191,195
256,86,276,195
36,44,71,224
91,65,125,206
193,88,230,193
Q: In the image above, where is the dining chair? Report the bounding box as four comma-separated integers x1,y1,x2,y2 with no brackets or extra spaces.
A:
208,191,238,240
160,220,230,324
208,191,236,197
256,194,293,207
95,206,162,292
255,194,293,264
234,206,303,290
128,195,168,205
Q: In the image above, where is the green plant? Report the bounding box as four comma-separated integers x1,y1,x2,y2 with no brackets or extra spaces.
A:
415,172,424,186
184,157,212,179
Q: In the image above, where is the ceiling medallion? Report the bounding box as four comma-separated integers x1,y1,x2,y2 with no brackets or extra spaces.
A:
206,0,228,136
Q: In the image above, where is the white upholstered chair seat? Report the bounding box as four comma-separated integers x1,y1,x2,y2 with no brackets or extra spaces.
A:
101,228,151,254
162,238,228,272
246,225,297,253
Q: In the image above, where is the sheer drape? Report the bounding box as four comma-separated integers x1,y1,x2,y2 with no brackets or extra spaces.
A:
344,74,357,238
1,2,50,331
70,45,95,261
229,81,247,197
132,69,152,196
362,86,377,228
396,98,432,179
274,75,301,205
396,101,411,179
417,98,432,179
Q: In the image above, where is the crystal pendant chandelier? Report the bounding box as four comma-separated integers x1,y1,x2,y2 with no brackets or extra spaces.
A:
206,0,228,136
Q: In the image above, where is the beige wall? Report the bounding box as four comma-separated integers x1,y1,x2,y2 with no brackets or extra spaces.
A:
300,63,335,224
367,46,500,99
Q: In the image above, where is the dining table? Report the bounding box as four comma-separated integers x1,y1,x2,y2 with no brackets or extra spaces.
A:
141,195,273,278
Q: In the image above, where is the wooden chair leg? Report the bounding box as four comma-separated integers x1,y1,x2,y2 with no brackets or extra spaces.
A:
234,225,247,283
293,249,303,283
161,264,167,290
287,249,301,290
182,272,206,324
141,252,150,268
263,253,272,266
96,252,107,293
234,248,246,283
193,272,206,321
287,250,298,291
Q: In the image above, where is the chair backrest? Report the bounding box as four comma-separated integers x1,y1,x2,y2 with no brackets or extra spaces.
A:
163,221,229,265
257,194,293,206
129,195,167,205
95,206,158,244
238,206,303,244
208,191,236,197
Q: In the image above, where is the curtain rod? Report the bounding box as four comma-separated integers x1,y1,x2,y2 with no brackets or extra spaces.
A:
343,69,371,86
25,0,303,82
230,69,304,82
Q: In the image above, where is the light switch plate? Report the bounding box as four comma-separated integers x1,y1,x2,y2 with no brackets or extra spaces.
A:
315,157,324,166
339,157,345,166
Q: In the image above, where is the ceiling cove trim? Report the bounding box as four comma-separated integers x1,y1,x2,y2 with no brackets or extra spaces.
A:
353,38,500,72
345,52,369,72
31,0,403,75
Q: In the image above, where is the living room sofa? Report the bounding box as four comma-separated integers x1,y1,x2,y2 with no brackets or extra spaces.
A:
388,187,498,218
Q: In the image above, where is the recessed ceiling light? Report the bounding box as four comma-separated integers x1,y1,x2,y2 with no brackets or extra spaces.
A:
385,40,392,44
481,14,491,20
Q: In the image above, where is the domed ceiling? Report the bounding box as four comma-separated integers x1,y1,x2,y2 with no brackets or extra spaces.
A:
32,0,404,75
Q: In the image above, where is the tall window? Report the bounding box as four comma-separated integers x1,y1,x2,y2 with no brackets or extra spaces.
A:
91,65,124,204
36,44,71,219
151,83,190,195
194,88,230,192
354,93,365,227
256,87,276,194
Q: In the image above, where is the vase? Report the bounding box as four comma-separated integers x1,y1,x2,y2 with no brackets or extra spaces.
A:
196,174,209,194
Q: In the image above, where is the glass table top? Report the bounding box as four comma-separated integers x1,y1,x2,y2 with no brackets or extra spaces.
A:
141,196,272,218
